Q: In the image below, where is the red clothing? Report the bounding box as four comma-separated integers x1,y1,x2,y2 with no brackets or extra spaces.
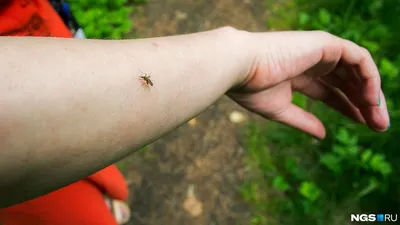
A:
0,1,128,224
0,0,71,37
1,166,128,225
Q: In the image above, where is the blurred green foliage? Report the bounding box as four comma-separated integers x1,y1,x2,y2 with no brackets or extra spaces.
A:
242,0,399,224
67,0,145,39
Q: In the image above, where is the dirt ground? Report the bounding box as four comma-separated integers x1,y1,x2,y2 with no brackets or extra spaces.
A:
118,1,270,224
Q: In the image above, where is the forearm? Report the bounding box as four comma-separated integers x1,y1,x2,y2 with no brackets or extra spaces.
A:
0,27,250,207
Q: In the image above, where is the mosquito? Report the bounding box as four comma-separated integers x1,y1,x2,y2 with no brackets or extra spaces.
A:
137,68,154,91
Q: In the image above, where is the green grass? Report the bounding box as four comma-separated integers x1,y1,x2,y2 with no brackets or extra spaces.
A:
68,0,146,39
240,1,400,224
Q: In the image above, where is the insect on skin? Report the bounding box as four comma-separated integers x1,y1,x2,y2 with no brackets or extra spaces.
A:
140,74,153,86
137,69,154,91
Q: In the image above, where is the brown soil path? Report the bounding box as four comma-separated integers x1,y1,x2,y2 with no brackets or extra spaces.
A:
118,1,270,224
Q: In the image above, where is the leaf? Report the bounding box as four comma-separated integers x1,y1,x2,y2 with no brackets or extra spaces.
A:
368,0,384,15
293,166,310,181
369,154,385,169
367,23,389,40
341,29,362,43
97,0,108,5
361,40,380,53
292,92,307,108
318,8,331,25
108,0,127,9
380,58,399,79
360,149,373,167
348,146,360,156
301,199,314,213
279,199,294,212
251,215,267,225
320,153,341,173
336,128,350,144
97,17,110,27
311,20,326,30
299,12,310,27
347,136,358,146
369,153,392,176
299,181,321,202
356,178,379,199
120,20,133,33
378,162,392,176
82,24,97,38
285,158,297,173
69,0,134,39
333,146,346,157
111,30,122,39
101,26,113,37
272,176,291,191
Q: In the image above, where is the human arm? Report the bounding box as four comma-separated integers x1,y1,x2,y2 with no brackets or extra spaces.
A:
0,27,389,207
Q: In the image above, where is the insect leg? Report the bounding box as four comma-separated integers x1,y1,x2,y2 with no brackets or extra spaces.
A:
138,68,146,76
137,83,146,92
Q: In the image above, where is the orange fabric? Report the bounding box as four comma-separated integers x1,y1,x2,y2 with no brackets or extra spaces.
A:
0,1,129,224
0,179,119,225
0,0,72,37
88,165,129,201
0,166,128,225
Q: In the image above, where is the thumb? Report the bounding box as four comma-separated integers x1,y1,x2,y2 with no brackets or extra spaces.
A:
269,104,326,139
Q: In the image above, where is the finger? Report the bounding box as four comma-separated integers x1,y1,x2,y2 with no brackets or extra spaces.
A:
339,39,381,107
293,76,365,124
270,103,326,139
324,43,388,129
321,66,363,107
322,62,362,92
319,39,388,130
302,33,342,78
245,31,343,91
358,89,390,132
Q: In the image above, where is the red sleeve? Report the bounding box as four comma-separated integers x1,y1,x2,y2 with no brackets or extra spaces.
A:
87,165,129,201
0,0,73,38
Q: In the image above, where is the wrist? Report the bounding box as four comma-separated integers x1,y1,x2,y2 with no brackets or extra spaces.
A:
213,26,255,90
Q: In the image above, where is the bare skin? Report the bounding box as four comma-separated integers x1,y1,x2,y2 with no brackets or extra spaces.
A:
0,27,390,208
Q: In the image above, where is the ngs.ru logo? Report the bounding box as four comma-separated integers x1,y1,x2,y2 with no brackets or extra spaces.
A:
351,214,398,222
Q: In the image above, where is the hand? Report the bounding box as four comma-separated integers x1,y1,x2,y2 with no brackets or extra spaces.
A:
228,30,390,139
